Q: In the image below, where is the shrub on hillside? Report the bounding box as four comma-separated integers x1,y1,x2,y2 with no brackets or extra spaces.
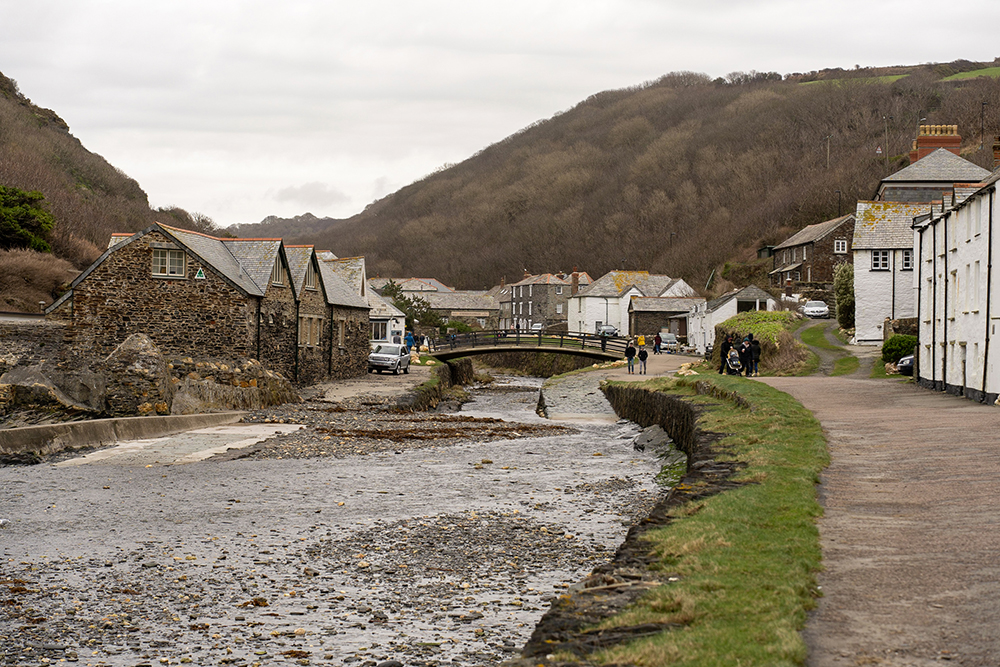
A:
0,248,77,312
882,334,918,364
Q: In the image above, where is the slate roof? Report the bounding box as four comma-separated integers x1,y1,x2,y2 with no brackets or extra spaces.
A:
773,214,853,250
164,225,266,296
283,245,314,294
325,257,367,297
365,289,404,319
575,271,680,298
223,238,283,294
705,286,774,313
629,297,706,313
881,148,991,184
108,233,131,249
423,291,498,311
853,201,930,249
317,261,369,309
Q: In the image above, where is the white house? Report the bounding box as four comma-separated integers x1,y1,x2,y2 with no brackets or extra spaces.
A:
913,168,999,402
852,202,930,344
687,286,778,355
566,271,695,336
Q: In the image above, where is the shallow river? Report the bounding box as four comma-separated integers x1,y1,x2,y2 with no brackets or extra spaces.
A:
0,376,666,666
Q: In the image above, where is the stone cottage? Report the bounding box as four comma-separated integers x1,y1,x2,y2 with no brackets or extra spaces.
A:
47,223,370,384
769,214,855,288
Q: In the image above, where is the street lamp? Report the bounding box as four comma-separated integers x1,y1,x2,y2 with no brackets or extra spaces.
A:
882,115,892,173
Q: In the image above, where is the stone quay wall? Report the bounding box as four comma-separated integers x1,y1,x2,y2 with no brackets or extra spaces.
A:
0,320,67,375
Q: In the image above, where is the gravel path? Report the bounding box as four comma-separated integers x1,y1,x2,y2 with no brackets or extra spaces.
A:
0,376,667,667
759,375,1000,666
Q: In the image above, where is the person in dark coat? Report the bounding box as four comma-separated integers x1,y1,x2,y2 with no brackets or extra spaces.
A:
750,338,761,376
653,333,662,355
719,335,733,374
625,341,637,374
637,346,649,374
738,336,752,376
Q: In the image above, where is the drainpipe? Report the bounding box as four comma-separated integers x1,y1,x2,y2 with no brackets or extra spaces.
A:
891,249,896,319
942,211,949,391
916,226,923,382
983,188,995,401
931,218,937,388
255,298,262,361
294,300,300,383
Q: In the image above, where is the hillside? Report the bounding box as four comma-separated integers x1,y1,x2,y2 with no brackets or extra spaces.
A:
279,61,1000,290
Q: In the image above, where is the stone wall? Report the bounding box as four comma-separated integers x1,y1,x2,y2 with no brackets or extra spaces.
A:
258,278,298,381
0,320,66,375
67,231,257,360
601,383,697,463
474,351,594,377
328,307,370,381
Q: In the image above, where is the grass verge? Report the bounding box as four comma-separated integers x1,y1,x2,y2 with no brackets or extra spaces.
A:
799,324,843,352
593,375,828,666
831,356,860,376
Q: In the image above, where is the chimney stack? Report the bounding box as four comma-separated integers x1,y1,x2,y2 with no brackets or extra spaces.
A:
571,271,579,296
993,135,1000,170
909,125,962,163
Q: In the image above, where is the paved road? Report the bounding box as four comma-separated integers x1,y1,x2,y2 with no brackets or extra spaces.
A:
760,375,1000,666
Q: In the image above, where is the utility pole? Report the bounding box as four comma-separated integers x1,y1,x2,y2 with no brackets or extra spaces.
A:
825,135,832,169
835,190,842,217
882,115,892,174
982,102,989,149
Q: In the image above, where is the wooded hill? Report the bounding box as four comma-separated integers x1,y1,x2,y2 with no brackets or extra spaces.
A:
3,60,1000,311
0,71,228,310
262,60,1000,290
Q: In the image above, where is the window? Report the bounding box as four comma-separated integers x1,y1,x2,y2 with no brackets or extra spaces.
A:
871,250,890,271
152,249,186,277
305,261,317,290
298,315,322,347
371,321,387,341
975,261,981,310
556,303,563,314
900,249,913,271
802,246,807,261
555,285,563,295
529,284,533,297
338,319,346,347
792,247,798,262
528,301,532,316
270,257,283,285
834,239,847,254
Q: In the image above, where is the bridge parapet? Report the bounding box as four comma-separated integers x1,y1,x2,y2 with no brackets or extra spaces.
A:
425,330,625,362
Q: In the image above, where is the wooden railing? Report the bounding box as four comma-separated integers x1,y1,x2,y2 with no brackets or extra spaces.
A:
425,330,627,357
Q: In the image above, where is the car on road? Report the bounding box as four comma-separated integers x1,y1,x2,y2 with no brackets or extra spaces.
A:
897,354,914,376
801,300,830,318
368,343,410,374
597,324,618,337
660,332,678,352
530,322,544,331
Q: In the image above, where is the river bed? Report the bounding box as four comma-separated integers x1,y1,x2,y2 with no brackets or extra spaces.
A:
0,376,666,666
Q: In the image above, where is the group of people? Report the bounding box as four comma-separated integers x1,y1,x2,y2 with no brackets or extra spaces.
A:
719,333,761,377
623,340,650,374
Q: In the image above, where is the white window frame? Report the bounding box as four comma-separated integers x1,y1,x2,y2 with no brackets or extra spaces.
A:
152,249,186,277
270,257,284,285
371,321,387,341
555,285,563,295
834,239,847,254
900,249,913,271
871,250,890,271
556,303,563,314
305,261,318,290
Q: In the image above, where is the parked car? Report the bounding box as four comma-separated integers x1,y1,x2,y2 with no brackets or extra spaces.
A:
530,322,544,331
801,300,830,318
660,332,678,352
368,343,410,374
897,354,914,376
597,324,618,337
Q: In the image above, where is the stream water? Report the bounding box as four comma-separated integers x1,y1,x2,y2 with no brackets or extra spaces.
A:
0,376,669,667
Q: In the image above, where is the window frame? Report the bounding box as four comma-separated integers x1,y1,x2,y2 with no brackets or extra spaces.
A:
298,315,323,348
871,250,890,271
152,249,187,278
900,249,913,271
304,261,318,290
270,257,284,285
834,239,847,254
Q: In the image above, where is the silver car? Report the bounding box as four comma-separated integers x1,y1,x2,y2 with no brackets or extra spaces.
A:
368,344,410,374
802,300,830,318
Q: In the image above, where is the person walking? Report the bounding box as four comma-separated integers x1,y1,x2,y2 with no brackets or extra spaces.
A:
653,333,662,355
637,346,649,374
739,336,752,377
750,338,761,376
405,331,415,351
625,340,637,374
719,335,733,374
637,333,645,348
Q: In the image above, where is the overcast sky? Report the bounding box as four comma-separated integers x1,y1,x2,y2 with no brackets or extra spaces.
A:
4,1,1000,228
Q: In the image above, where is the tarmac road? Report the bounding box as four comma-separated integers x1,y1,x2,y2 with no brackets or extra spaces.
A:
760,375,1000,667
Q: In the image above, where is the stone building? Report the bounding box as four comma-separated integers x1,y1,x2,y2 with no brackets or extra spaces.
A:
47,223,370,384
769,214,855,288
628,296,706,342
505,272,591,331
567,271,695,336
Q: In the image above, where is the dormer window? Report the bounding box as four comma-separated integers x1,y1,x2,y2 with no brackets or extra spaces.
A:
152,249,186,277
305,261,317,290
271,257,284,285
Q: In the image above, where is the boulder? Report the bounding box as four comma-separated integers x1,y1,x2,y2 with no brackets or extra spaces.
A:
0,366,100,420
100,334,173,417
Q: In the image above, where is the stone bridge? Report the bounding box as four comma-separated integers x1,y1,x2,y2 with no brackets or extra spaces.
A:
427,330,625,362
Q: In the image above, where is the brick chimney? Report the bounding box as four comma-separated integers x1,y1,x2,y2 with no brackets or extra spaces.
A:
909,125,962,163
993,135,1000,170
571,271,579,296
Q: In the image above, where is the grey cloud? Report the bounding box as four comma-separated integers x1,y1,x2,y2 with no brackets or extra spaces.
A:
273,182,350,208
